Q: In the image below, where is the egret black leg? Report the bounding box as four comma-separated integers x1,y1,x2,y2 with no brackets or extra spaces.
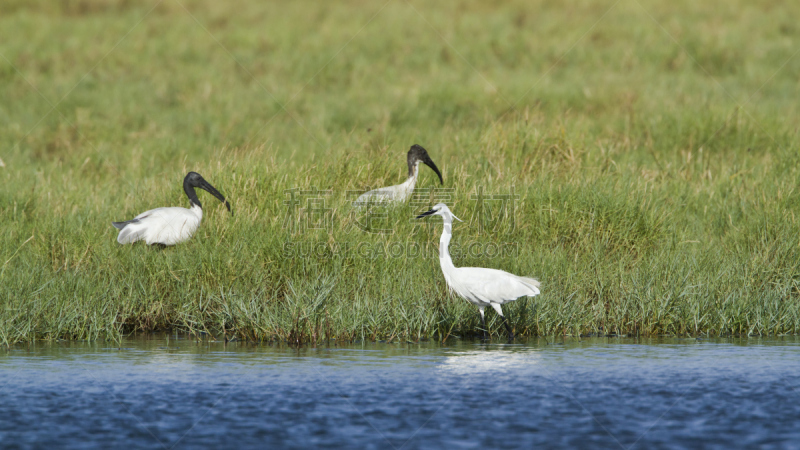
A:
150,243,168,250
501,315,514,340
480,312,488,340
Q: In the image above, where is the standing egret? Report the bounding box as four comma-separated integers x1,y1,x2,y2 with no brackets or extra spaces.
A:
112,172,232,247
417,203,540,340
353,144,443,206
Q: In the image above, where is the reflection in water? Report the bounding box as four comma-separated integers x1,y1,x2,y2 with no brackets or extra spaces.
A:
439,347,542,375
1,337,799,448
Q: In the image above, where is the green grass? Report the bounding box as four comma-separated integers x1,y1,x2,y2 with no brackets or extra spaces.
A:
2,0,800,344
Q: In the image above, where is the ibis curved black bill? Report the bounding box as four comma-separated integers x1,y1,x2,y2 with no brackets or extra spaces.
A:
423,157,444,185
199,180,233,215
184,172,233,215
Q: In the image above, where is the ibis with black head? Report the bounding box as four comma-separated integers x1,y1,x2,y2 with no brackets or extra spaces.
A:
112,172,232,247
353,144,443,207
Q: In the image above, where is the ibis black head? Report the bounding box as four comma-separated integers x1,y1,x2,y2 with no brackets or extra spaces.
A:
183,172,232,215
407,144,443,185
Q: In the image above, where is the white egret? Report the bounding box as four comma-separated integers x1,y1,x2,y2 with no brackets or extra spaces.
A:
417,203,540,340
353,144,443,206
112,172,232,247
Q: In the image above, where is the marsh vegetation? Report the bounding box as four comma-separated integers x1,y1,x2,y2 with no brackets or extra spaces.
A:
2,0,799,344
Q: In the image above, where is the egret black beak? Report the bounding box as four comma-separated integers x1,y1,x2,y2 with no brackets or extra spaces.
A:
416,209,437,219
423,157,444,185
199,180,233,215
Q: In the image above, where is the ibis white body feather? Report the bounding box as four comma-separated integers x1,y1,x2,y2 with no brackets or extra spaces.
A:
418,203,540,339
112,172,231,247
353,144,443,207
354,163,419,206
115,205,203,246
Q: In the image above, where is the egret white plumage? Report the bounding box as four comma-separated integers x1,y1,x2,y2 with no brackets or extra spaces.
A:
417,203,540,340
353,144,443,207
112,172,232,247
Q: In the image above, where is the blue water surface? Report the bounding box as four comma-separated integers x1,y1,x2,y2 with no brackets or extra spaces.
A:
1,336,799,449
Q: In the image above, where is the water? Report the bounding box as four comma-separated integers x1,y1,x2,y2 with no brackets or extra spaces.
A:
2,336,799,449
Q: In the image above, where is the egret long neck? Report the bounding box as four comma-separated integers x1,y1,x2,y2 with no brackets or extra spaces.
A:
438,217,455,273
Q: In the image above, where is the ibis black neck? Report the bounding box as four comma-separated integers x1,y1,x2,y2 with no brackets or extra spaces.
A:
184,181,202,208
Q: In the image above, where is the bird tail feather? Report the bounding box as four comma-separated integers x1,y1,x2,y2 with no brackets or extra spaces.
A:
114,219,146,244
112,217,142,230
516,276,541,296
117,225,146,244
518,276,540,288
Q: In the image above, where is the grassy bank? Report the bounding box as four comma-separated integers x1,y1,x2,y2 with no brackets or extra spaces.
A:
2,0,800,344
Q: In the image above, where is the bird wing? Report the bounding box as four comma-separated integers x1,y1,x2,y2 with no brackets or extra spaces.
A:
115,207,199,245
117,221,148,244
353,175,420,206
450,267,540,304
112,211,154,230
353,186,399,206
133,208,160,220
